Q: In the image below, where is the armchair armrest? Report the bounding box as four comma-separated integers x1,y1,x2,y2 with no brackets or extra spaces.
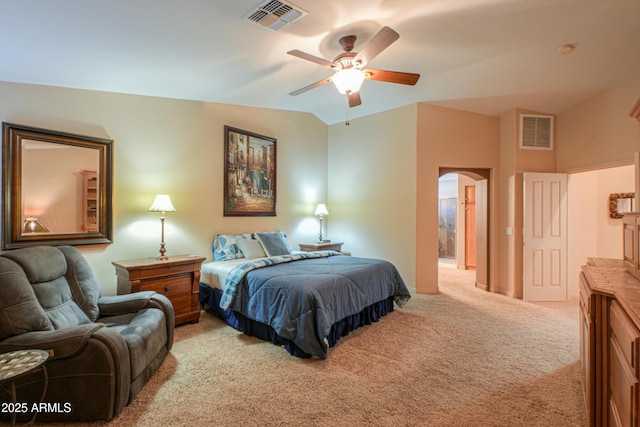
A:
0,323,112,360
98,291,159,316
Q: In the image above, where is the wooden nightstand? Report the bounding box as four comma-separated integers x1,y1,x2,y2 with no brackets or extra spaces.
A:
112,255,206,326
299,242,344,252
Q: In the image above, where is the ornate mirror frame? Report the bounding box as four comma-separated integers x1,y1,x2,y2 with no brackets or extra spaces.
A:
609,192,635,219
2,122,113,249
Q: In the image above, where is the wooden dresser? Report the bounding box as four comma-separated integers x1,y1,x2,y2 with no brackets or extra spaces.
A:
580,257,640,426
112,255,206,326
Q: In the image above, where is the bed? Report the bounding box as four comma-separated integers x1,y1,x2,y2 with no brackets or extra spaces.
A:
198,232,411,359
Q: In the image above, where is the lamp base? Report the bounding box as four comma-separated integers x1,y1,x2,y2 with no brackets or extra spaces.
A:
156,243,168,260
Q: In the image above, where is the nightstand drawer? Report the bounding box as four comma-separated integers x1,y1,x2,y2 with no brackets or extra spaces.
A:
169,294,193,317
139,274,192,298
131,263,194,280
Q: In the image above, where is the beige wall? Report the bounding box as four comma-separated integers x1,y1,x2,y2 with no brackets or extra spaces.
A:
557,74,640,172
327,105,417,291
416,104,501,294
567,165,635,298
0,81,328,294
557,75,640,295
498,110,518,296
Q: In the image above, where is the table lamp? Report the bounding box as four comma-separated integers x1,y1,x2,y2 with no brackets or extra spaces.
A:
148,194,176,259
314,203,329,242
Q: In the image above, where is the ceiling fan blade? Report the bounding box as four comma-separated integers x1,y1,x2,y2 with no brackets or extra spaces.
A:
348,91,362,108
352,26,399,68
289,76,333,96
363,69,420,85
287,50,335,68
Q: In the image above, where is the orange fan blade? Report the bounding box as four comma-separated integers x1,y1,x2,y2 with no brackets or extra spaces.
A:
287,50,336,68
289,76,333,96
352,26,399,68
363,69,420,85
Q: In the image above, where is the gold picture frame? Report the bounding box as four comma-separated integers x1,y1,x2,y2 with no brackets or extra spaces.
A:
223,126,276,216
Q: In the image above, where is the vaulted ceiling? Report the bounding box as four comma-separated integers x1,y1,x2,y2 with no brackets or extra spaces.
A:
1,0,638,125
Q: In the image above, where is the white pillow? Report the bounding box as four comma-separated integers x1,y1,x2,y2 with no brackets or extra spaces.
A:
237,238,267,259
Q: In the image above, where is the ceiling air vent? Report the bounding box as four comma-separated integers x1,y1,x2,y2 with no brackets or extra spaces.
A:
519,113,554,150
246,0,307,31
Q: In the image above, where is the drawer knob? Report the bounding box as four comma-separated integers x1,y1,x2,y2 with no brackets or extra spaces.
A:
164,286,171,292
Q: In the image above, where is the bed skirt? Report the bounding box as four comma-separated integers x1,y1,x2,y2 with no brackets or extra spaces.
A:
198,283,394,358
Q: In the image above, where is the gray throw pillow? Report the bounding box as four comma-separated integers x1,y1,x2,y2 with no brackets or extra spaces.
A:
254,232,291,257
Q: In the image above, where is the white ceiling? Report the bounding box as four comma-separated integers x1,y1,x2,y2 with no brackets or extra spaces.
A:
1,0,638,125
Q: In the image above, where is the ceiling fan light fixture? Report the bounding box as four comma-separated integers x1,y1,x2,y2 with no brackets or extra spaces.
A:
332,69,365,94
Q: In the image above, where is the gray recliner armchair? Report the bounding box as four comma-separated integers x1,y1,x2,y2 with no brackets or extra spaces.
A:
0,245,174,422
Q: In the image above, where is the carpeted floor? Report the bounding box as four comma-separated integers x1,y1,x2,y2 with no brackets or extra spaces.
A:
28,268,587,426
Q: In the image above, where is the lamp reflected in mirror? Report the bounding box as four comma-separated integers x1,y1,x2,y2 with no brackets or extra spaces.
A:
22,217,49,233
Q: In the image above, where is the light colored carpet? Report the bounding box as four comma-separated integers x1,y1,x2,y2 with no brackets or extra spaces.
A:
32,268,587,426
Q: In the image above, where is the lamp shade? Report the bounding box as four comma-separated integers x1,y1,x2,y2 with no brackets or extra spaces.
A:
314,204,329,217
332,69,365,94
148,195,176,213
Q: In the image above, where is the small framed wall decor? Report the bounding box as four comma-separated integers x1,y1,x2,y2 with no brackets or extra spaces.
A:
223,125,276,216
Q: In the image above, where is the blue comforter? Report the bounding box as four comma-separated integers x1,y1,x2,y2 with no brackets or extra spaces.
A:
221,253,411,358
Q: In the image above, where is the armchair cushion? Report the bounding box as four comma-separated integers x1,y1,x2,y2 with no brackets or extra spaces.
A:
2,246,92,330
0,257,53,339
102,308,168,380
59,246,102,321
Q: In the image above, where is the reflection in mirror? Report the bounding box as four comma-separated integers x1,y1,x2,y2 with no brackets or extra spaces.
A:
609,192,635,219
2,122,113,249
21,140,99,235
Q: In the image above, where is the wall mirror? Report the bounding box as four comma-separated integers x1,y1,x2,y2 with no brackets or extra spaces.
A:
609,192,635,219
2,122,113,249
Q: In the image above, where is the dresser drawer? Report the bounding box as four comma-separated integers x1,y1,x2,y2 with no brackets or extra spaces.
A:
609,336,638,427
138,274,192,298
610,300,640,374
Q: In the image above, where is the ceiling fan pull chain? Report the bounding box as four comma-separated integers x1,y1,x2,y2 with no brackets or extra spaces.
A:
345,107,350,126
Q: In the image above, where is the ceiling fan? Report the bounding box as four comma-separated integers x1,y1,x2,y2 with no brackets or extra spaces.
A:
287,26,420,108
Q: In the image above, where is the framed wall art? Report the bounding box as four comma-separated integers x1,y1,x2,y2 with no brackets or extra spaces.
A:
224,125,276,216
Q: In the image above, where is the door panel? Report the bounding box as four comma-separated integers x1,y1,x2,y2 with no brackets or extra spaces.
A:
523,172,568,301
465,185,476,270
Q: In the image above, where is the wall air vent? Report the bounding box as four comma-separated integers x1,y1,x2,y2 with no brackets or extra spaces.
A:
245,0,307,31
519,113,554,150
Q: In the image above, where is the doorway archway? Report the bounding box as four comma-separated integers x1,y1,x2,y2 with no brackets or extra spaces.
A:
438,167,492,291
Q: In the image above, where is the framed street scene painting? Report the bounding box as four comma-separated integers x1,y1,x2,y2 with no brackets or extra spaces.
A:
223,125,276,216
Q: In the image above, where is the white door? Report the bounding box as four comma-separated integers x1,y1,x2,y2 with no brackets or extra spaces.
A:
523,172,568,301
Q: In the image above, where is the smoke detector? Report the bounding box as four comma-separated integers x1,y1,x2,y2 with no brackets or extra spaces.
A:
246,0,307,31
